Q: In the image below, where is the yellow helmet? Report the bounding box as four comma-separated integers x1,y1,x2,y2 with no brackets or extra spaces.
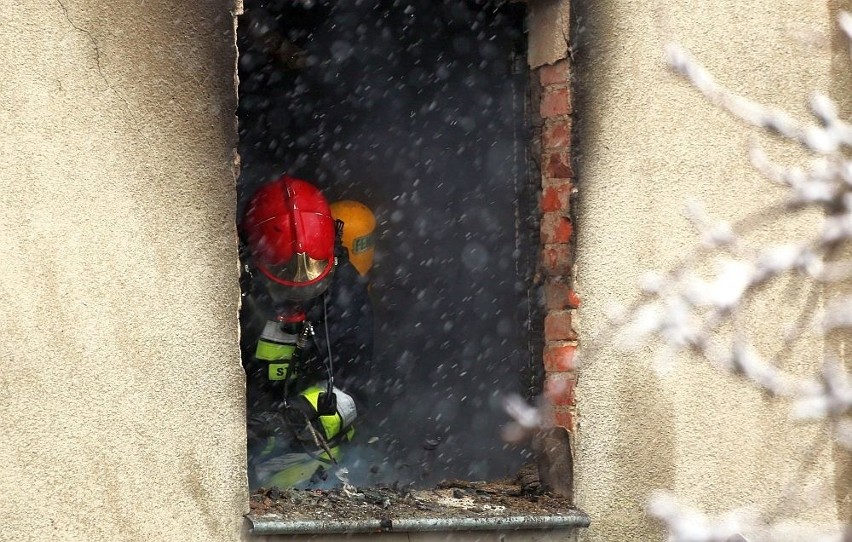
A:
330,200,376,276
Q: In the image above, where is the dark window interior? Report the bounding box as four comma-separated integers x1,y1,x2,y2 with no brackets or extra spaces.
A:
237,0,539,488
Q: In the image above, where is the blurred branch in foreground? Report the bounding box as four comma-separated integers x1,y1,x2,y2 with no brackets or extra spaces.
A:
611,11,852,542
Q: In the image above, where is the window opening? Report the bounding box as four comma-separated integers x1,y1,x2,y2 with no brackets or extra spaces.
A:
237,0,557,513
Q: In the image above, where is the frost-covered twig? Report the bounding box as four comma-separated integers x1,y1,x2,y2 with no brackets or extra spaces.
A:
619,11,852,440
664,47,852,155
501,393,546,443
840,12,852,56
614,11,852,541
649,492,847,542
648,492,753,542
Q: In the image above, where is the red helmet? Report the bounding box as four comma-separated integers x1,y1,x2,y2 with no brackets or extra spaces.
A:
242,175,336,301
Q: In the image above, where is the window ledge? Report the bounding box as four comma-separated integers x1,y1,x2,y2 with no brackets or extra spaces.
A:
246,483,589,536
248,511,589,536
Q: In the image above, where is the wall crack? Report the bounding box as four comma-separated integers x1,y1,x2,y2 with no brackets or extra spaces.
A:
54,0,137,127
56,0,106,81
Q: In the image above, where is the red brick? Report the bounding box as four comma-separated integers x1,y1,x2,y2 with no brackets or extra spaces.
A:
568,289,581,308
540,181,572,213
552,407,575,431
541,244,572,276
543,343,577,372
544,280,580,310
543,119,572,150
544,152,573,179
540,213,573,244
544,374,575,406
540,87,572,117
539,60,571,86
544,280,570,310
545,310,578,341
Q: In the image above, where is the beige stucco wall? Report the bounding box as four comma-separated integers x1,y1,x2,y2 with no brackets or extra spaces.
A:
0,1,247,540
527,0,571,69
830,0,852,526
574,1,847,541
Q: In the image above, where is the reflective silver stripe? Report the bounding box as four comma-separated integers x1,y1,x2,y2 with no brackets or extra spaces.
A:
331,387,357,428
260,320,298,345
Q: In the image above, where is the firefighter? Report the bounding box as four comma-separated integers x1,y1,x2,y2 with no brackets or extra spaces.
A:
240,175,374,489
329,200,376,277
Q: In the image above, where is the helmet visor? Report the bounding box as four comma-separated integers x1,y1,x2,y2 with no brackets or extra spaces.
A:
265,266,335,302
257,252,336,303
265,252,330,284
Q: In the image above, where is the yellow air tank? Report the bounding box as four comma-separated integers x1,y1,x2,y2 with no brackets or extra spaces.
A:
330,200,376,276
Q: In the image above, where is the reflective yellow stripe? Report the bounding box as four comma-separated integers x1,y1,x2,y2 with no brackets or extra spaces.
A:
268,363,289,381
265,447,341,488
301,386,342,439
318,413,341,439
256,340,295,361
259,436,277,457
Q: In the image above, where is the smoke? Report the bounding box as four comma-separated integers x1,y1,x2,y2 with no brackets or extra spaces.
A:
238,0,535,487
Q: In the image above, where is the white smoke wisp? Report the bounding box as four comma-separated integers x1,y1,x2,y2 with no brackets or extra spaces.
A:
500,393,546,443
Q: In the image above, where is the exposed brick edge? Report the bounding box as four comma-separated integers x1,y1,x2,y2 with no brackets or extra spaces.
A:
534,58,578,432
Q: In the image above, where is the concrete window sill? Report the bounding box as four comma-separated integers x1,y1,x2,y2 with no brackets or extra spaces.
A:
245,483,589,538
248,511,590,536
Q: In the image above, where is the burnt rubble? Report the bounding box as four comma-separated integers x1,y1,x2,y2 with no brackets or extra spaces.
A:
248,465,576,523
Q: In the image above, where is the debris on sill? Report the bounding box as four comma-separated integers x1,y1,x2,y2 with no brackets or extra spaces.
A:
248,464,585,531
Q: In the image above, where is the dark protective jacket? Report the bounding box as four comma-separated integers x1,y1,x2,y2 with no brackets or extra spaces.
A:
241,241,375,423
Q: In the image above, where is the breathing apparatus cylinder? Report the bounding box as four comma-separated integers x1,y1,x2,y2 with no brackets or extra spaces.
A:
254,310,309,396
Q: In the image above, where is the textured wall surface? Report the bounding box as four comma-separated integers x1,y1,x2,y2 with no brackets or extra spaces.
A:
0,1,247,540
527,0,571,69
573,1,844,540
829,0,852,527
